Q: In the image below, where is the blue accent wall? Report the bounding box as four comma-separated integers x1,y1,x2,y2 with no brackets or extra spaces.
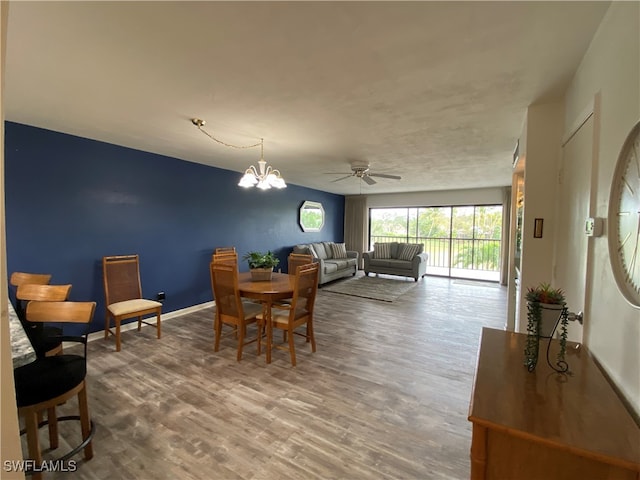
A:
5,122,344,332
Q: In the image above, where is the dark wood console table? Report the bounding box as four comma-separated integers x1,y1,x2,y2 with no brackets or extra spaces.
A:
468,327,640,480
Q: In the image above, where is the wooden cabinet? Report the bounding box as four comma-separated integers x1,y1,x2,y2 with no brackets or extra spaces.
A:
468,328,640,480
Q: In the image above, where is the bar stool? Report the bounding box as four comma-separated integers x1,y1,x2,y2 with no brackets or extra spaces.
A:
14,301,97,480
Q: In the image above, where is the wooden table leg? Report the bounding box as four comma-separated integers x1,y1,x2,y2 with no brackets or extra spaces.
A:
266,300,273,364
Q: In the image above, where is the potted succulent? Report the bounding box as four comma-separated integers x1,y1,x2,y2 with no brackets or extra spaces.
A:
523,282,569,373
243,251,280,281
525,283,566,337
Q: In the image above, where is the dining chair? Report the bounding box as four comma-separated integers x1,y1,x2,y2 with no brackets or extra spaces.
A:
273,253,314,310
209,262,264,361
14,301,97,480
212,251,238,266
288,253,314,274
259,262,319,366
214,246,236,255
102,254,162,352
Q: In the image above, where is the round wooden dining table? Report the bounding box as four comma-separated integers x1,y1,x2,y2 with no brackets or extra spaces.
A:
237,272,295,364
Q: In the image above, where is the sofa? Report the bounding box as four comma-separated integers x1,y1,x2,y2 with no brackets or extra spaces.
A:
363,242,429,281
292,241,358,285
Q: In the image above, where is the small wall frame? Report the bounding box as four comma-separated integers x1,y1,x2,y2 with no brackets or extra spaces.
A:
299,201,325,232
534,218,544,238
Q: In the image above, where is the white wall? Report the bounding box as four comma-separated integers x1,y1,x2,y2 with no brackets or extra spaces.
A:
562,2,640,415
516,103,564,331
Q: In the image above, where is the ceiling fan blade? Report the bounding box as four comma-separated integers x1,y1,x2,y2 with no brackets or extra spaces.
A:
363,175,377,185
331,175,354,183
324,172,352,175
369,173,402,180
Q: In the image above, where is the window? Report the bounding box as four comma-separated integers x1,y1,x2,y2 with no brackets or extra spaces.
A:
369,205,503,281
299,201,325,232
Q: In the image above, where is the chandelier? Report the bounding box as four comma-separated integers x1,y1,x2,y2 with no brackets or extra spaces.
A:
191,118,286,190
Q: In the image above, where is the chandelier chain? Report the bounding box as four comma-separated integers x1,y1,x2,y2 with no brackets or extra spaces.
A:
195,122,262,150
191,117,285,190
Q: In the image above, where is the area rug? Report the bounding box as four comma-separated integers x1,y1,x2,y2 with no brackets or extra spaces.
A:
322,275,417,302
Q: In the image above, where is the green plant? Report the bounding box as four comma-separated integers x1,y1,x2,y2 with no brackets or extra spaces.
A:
524,282,569,373
525,282,565,304
242,251,280,269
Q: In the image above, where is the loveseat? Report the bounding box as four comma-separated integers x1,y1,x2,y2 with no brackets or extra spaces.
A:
363,242,429,281
292,241,358,285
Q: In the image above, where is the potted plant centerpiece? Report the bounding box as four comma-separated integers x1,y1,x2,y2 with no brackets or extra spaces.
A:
243,251,280,281
523,282,569,373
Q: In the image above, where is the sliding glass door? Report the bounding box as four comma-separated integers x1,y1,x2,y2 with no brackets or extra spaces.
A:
369,205,502,281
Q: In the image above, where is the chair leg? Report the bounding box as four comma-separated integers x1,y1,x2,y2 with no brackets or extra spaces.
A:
308,319,316,352
47,407,59,449
288,326,296,366
115,319,121,352
137,316,142,331
24,409,43,480
214,316,222,352
237,322,245,361
266,317,273,364
156,310,161,339
104,312,110,339
78,383,93,460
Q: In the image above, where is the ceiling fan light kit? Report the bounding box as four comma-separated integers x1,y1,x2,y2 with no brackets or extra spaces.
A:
191,118,286,190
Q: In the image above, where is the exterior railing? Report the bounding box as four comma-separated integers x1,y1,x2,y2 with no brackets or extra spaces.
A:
369,235,501,273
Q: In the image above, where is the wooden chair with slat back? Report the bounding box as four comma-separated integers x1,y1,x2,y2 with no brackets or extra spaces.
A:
258,263,319,366
272,253,315,310
212,251,238,266
102,255,162,352
209,262,264,361
215,247,236,255
288,253,314,274
14,301,97,480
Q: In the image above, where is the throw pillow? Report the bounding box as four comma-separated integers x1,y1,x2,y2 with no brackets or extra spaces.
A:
295,245,316,258
398,243,421,261
374,243,392,259
330,242,348,259
312,242,328,260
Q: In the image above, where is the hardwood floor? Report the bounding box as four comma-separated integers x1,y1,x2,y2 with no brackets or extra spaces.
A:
28,274,507,480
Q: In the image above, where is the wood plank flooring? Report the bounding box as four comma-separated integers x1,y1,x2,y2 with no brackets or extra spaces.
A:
27,274,507,480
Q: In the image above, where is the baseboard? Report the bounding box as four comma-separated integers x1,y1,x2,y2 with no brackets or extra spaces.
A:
87,300,215,344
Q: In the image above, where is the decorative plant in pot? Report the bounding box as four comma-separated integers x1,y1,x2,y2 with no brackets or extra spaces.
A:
523,282,569,373
243,251,280,282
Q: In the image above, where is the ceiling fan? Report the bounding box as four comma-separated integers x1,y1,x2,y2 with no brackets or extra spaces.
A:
326,163,402,185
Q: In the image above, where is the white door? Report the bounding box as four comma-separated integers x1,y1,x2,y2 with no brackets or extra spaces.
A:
553,115,594,343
